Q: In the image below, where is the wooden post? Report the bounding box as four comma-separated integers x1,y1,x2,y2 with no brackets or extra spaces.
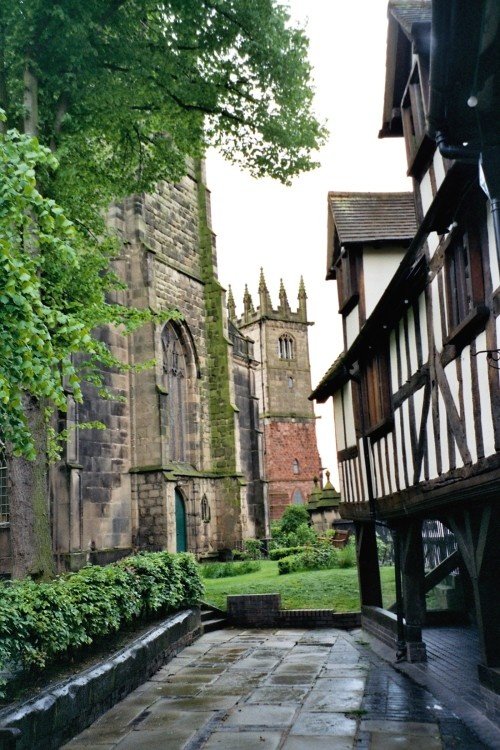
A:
449,505,500,668
399,519,427,662
355,521,383,608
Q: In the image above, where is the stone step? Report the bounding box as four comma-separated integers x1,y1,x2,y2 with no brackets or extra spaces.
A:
202,617,227,632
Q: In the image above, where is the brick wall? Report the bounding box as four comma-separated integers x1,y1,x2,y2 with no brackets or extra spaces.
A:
227,593,361,629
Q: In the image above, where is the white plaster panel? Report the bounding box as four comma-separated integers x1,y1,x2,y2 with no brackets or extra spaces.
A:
426,414,438,480
394,409,405,490
390,330,399,394
339,462,346,502
487,204,500,291
370,441,379,498
426,232,439,257
413,387,424,483
444,361,460,418
387,431,397,494
358,439,368,501
345,307,359,350
363,246,405,318
420,171,434,216
333,392,346,451
476,331,497,458
438,392,449,476
461,345,477,464
407,307,418,375
344,382,357,447
432,276,444,352
419,293,429,363
399,319,408,383
402,399,414,482
433,151,446,191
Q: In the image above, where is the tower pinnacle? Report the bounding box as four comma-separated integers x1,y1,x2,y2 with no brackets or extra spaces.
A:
227,285,236,321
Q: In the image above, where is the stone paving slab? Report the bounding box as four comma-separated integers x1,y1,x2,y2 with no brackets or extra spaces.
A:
62,627,493,750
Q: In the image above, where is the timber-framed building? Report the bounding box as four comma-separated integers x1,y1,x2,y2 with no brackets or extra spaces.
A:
311,0,500,705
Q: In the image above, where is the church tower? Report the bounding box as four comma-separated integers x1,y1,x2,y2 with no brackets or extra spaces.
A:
236,271,322,520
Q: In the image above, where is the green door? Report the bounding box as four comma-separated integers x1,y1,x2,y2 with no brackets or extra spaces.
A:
175,489,187,552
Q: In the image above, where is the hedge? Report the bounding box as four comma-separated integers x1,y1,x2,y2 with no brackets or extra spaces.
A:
0,551,203,694
200,561,261,579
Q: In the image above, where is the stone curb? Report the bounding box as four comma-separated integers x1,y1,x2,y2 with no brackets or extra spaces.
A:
0,607,201,750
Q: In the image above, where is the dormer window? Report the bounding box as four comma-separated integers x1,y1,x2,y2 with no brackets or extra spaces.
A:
401,65,426,168
278,334,294,360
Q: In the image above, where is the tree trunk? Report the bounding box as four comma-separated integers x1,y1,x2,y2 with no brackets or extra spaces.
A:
6,65,55,579
8,395,55,579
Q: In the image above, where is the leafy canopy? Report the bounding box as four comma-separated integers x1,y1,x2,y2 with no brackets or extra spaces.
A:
0,1,325,456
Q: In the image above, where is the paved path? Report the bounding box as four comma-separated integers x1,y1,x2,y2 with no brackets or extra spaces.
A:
63,628,491,749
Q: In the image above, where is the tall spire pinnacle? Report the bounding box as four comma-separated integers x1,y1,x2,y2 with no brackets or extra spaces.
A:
258,268,271,314
279,278,291,314
243,284,254,322
298,275,307,321
227,285,236,321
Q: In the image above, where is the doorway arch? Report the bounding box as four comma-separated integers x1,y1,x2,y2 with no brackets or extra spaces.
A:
175,489,187,552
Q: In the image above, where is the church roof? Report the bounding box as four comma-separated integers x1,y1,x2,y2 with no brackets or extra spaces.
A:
328,192,417,245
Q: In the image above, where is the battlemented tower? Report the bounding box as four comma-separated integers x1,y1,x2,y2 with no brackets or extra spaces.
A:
232,271,322,520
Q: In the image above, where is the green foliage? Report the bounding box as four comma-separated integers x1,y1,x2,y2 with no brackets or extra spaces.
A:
269,545,310,561
200,561,261,579
279,505,310,534
270,507,318,550
376,533,394,566
278,545,339,575
243,538,263,560
0,121,179,457
336,539,356,569
0,0,325,458
0,551,203,694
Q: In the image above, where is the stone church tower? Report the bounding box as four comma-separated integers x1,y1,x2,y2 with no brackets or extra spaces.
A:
233,271,322,521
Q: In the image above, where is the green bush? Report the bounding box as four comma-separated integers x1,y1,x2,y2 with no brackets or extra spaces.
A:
243,539,263,560
277,555,302,575
0,551,203,692
200,561,261,579
279,505,310,534
278,545,339,575
269,545,310,561
337,539,356,568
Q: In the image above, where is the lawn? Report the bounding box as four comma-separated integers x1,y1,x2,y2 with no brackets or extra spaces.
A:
203,560,396,611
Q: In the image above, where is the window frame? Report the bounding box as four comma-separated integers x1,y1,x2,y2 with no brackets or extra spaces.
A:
336,247,360,315
278,333,295,361
444,194,488,348
361,344,393,441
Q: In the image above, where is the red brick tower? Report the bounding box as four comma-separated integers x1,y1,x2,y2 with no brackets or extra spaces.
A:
236,271,322,521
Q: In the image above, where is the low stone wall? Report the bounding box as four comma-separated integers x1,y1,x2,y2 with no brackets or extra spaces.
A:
227,594,360,629
0,608,201,750
361,605,399,648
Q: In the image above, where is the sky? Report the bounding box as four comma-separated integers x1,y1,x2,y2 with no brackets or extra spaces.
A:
206,0,411,486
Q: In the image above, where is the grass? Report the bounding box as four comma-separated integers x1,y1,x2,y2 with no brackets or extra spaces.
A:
203,560,396,611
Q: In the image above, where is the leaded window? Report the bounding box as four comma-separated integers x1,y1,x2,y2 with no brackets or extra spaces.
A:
162,324,188,462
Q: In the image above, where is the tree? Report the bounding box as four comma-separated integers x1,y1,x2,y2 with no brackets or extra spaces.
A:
0,0,326,578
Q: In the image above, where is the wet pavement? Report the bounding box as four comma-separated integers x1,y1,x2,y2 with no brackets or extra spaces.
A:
62,627,494,749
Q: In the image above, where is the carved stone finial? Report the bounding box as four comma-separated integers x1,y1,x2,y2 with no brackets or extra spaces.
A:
298,275,307,320
227,285,236,321
258,268,271,314
243,284,254,321
279,278,291,314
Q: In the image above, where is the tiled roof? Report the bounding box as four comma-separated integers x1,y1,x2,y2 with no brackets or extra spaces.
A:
389,0,431,38
328,192,417,245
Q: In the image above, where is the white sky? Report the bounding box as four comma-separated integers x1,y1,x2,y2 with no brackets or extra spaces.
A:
206,0,411,487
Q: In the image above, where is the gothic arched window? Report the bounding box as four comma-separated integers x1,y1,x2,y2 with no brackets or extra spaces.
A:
292,489,304,505
292,458,300,474
162,323,188,462
278,333,294,360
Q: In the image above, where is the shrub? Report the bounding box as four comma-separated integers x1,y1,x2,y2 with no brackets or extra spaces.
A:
337,539,356,569
200,561,261,579
277,555,302,575
278,545,339,575
269,545,309,561
279,505,310,534
243,538,263,560
0,551,203,694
